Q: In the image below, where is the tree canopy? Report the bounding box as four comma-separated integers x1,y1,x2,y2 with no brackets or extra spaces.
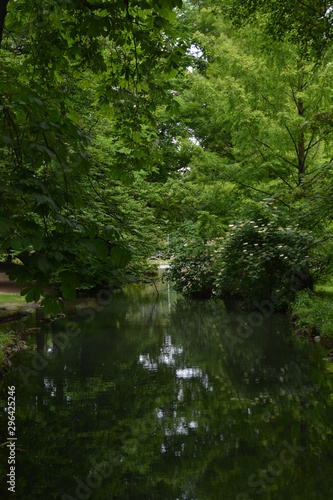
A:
1,0,333,311
0,0,187,311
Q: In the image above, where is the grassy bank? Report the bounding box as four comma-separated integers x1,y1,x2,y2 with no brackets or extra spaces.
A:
291,286,333,345
0,293,32,375
0,327,15,367
0,292,31,323
0,293,25,305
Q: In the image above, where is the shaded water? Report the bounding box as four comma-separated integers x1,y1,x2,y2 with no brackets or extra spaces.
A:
0,283,332,499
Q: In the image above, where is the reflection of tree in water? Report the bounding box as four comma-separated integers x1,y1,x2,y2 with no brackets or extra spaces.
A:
0,288,332,499
164,299,333,499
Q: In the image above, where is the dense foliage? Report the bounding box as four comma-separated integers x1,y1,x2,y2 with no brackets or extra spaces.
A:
213,211,322,309
0,0,187,311
165,0,333,310
1,0,333,314
168,205,332,309
292,288,333,340
168,238,221,299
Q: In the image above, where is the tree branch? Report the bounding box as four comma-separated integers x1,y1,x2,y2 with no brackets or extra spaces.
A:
0,0,9,51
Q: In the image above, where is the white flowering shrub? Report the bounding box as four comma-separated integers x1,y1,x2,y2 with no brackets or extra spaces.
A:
168,239,223,299
213,215,316,309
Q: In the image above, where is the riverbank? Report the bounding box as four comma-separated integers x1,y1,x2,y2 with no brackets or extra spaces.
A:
291,286,333,350
0,327,15,369
0,292,37,327
0,293,36,377
0,325,30,378
1,281,333,379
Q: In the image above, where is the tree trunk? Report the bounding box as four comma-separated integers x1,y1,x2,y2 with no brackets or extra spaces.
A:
296,60,306,185
0,0,9,51
297,98,305,185
0,0,9,49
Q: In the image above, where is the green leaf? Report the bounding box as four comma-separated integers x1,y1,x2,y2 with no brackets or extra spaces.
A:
31,193,57,210
0,135,14,145
110,246,132,267
37,255,51,273
0,216,11,231
8,267,32,286
29,96,43,106
21,285,42,303
41,295,65,315
59,272,79,301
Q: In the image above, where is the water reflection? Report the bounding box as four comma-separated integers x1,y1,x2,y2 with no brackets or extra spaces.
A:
139,334,183,370
0,283,332,499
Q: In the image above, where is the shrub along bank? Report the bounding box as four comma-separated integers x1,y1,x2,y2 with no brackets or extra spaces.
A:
169,212,330,307
291,288,333,346
168,208,333,349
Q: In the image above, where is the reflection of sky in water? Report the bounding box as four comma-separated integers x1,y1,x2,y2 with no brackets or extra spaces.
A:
139,335,212,390
164,417,199,436
139,354,158,371
1,282,332,500
158,335,183,364
139,335,183,370
43,377,56,397
140,335,211,440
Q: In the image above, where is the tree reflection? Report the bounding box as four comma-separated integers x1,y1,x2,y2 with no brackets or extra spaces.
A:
0,285,332,499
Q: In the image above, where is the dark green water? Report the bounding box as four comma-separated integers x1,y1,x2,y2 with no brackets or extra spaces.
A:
0,283,332,499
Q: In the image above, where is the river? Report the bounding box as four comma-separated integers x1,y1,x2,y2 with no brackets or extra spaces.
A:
0,282,332,499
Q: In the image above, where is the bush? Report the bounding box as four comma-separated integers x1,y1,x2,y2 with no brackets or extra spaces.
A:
213,212,318,309
292,289,333,339
168,238,222,299
169,207,331,308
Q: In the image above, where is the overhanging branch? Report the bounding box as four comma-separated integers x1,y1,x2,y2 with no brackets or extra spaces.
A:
0,0,9,50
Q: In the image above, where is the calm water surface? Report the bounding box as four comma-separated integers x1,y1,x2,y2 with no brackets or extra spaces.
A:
0,283,332,499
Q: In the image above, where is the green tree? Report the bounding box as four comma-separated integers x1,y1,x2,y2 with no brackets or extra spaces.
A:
228,0,333,57
0,0,186,310
181,3,333,193
165,1,333,303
